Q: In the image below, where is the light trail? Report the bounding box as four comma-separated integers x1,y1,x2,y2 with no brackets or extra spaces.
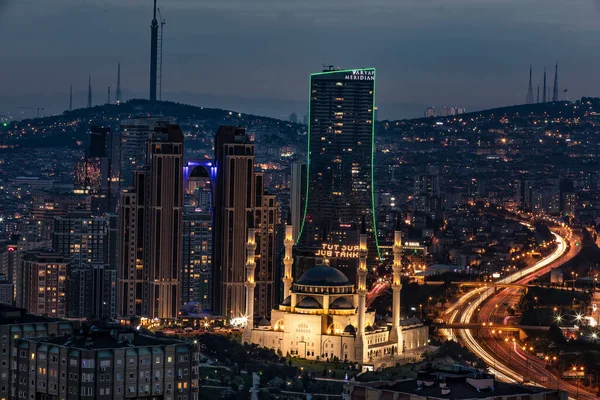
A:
445,230,567,383
446,227,596,399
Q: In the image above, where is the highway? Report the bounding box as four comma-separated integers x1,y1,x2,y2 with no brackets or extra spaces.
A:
444,227,597,399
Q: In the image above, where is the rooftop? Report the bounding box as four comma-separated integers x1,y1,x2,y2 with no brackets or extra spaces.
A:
28,324,190,350
0,304,65,325
354,372,550,400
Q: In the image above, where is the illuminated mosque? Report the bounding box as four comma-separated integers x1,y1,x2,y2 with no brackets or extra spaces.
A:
241,218,429,365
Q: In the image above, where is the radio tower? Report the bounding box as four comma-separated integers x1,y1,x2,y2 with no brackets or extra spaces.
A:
157,8,166,100
87,75,92,108
69,85,73,111
542,67,547,102
526,64,534,104
107,86,111,105
115,62,122,104
552,63,559,102
149,0,158,102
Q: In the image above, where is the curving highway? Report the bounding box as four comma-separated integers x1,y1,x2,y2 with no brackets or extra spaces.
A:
444,227,596,399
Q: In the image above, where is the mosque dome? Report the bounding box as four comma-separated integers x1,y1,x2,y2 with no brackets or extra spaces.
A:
296,265,350,286
344,324,356,333
281,296,291,306
329,297,354,310
296,296,322,309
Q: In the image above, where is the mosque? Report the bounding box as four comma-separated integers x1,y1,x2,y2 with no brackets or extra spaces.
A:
241,219,429,364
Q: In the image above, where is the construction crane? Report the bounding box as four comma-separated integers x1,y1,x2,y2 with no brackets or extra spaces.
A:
157,7,166,101
11,106,44,119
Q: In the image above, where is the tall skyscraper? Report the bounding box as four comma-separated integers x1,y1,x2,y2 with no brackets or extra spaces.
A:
17,250,68,318
119,117,174,188
118,123,184,320
74,126,117,214
213,127,256,318
295,68,378,280
213,126,279,319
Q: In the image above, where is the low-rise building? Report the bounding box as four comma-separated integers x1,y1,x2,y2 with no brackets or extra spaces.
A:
0,304,78,400
13,324,199,400
347,371,564,400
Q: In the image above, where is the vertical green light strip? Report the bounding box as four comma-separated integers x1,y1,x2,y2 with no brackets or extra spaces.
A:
296,73,312,245
371,69,381,260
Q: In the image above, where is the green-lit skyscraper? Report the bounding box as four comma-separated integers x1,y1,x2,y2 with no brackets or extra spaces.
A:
295,68,378,280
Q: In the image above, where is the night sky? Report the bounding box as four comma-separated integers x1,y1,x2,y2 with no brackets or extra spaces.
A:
2,0,600,119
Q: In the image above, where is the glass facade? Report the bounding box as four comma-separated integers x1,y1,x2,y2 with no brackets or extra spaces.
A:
296,68,378,278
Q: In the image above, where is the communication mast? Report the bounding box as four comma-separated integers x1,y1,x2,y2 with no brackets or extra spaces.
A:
157,8,166,101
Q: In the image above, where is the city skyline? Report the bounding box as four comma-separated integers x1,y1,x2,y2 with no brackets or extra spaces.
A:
2,0,600,119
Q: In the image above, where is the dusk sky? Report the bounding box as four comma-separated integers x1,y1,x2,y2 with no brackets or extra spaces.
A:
2,0,600,119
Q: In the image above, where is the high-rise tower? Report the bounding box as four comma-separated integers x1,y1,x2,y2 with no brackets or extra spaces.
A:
542,67,547,103
118,123,184,320
87,75,92,108
526,64,534,104
116,62,122,104
150,0,159,102
213,127,255,318
213,126,279,319
552,63,559,102
295,67,378,281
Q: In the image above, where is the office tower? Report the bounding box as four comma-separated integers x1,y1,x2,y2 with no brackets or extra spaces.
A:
295,68,378,280
119,117,174,188
289,161,307,242
253,172,278,319
15,324,199,400
213,127,256,318
53,212,118,318
118,123,184,320
17,250,68,318
74,126,117,214
425,107,436,118
213,126,280,319
441,107,449,117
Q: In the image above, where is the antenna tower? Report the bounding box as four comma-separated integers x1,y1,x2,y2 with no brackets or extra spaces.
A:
116,63,122,104
552,63,559,102
149,0,158,102
542,67,547,103
157,8,166,101
107,86,111,105
87,75,92,108
526,64,534,104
